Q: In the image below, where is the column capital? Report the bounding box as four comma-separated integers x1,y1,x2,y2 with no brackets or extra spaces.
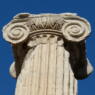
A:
3,13,91,44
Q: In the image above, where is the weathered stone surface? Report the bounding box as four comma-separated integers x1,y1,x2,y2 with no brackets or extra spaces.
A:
3,13,93,95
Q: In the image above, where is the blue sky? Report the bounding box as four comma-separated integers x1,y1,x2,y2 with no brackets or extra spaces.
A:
0,0,95,95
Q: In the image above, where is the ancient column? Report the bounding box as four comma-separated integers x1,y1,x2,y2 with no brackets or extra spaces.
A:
3,13,94,95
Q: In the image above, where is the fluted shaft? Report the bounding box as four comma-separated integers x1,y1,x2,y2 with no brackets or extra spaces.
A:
15,37,77,95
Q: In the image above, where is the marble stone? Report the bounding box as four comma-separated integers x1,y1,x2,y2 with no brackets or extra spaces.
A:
2,13,94,95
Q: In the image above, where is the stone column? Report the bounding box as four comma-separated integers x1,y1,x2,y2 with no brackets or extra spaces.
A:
3,13,94,95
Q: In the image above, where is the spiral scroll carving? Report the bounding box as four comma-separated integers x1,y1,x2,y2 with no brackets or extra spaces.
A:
3,23,29,44
62,18,91,42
